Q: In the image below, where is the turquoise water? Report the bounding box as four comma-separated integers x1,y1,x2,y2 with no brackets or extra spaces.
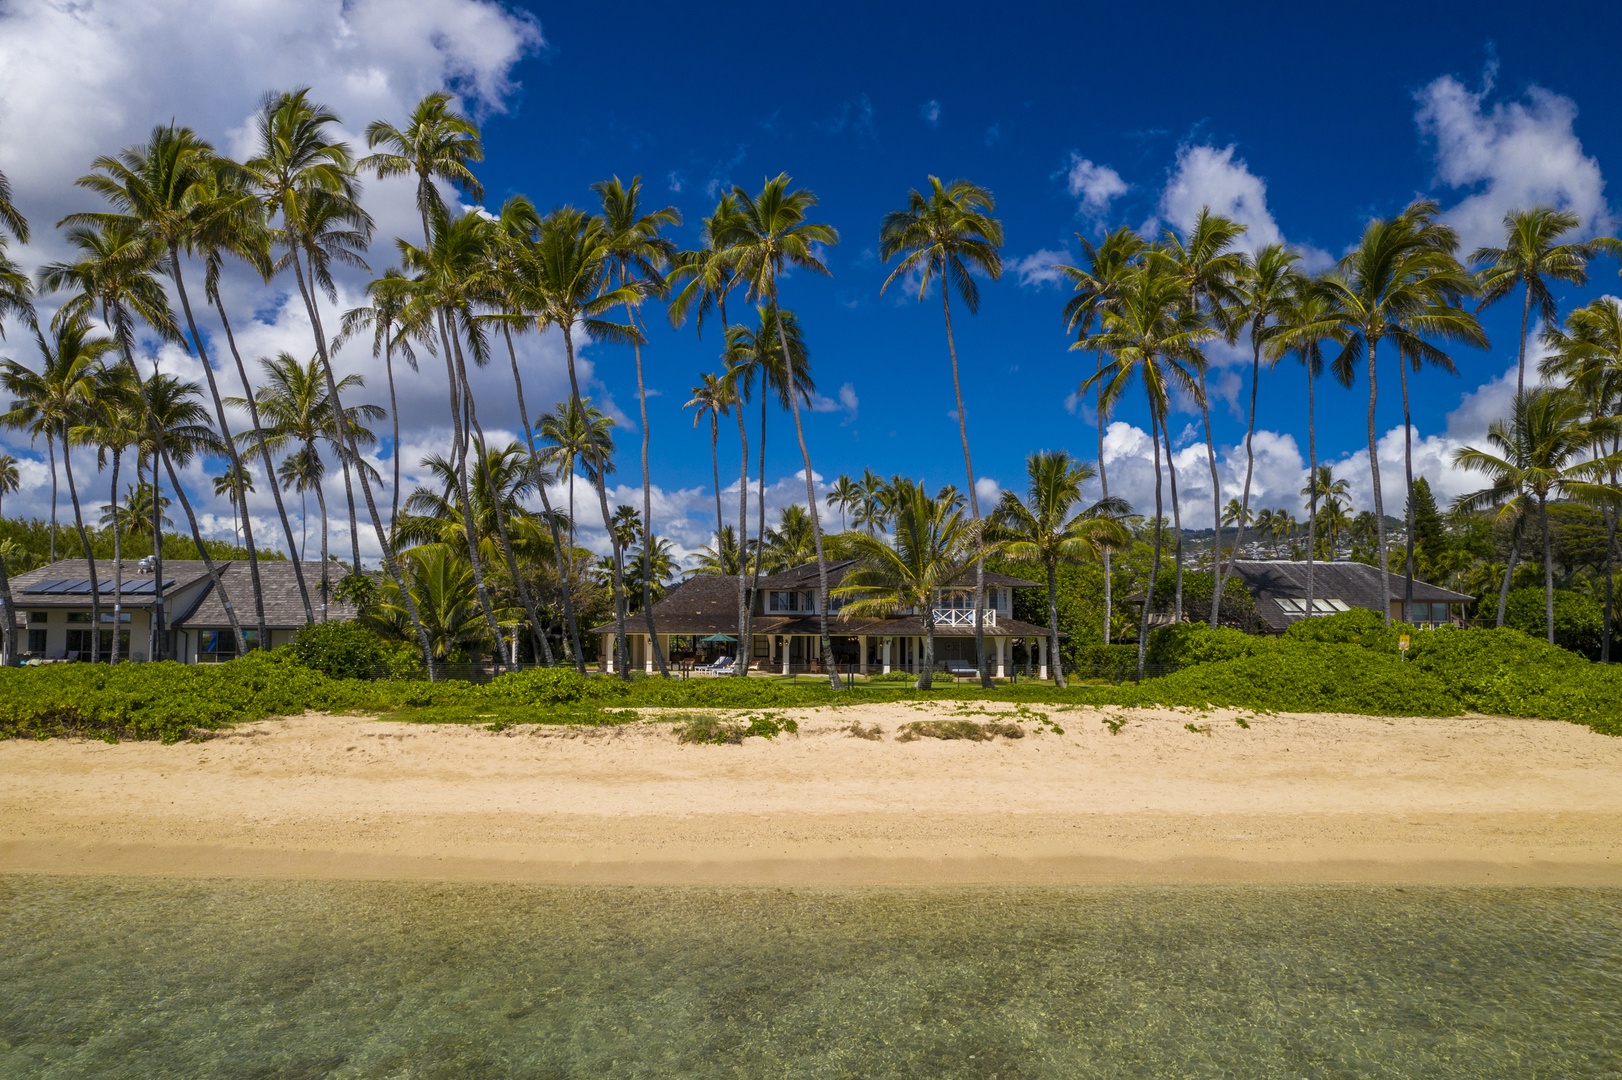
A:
1,878,1618,1078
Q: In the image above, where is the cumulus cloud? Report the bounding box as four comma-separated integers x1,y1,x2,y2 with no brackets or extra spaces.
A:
1008,247,1071,289
1416,73,1610,253
1158,144,1283,251
1064,154,1128,216
809,382,859,425
921,99,941,128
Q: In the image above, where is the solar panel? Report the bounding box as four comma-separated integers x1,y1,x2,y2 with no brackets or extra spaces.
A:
47,579,88,594
22,579,65,594
65,580,97,594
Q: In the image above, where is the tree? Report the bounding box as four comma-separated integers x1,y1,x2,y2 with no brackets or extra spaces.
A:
0,451,16,665
366,543,511,663
990,451,1128,687
1326,201,1486,624
336,269,426,534
725,175,841,687
1408,477,1445,579
1060,226,1147,645
361,90,485,245
685,372,730,544
1454,388,1622,644
761,503,817,573
825,474,860,532
214,462,255,547
834,479,979,690
76,366,146,662
1472,207,1619,395
689,525,744,577
879,176,1004,686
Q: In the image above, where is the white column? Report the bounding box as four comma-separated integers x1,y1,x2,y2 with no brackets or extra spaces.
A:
859,635,868,676
782,637,791,675
643,635,653,673
605,635,615,673
995,636,1005,679
1037,637,1048,681
881,637,891,674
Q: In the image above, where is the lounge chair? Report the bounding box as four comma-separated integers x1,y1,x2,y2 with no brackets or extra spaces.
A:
944,661,979,679
710,657,735,675
696,655,728,673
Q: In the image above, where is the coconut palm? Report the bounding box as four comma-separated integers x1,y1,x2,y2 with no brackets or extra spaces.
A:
834,479,979,690
724,175,840,685
526,206,642,677
76,366,146,662
0,451,16,664
1454,388,1622,643
213,462,255,547
362,91,485,247
689,525,744,577
596,175,681,676
990,451,1129,687
366,543,509,663
1326,201,1487,624
0,452,17,515
0,234,34,337
1082,258,1211,671
761,503,817,574
1472,207,1620,395
685,372,731,544
246,88,433,672
825,474,861,533
853,468,888,536
337,269,428,533
879,176,1004,686
538,399,616,556
1060,226,1148,645
1301,465,1351,557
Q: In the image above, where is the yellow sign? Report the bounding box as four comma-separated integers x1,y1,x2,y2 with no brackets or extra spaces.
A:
1398,634,1411,652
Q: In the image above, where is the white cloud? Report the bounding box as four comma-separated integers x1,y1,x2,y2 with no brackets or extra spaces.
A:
921,99,941,129
1158,144,1283,252
808,382,859,425
1416,73,1610,252
1008,247,1070,289
1064,155,1128,216
974,476,1001,506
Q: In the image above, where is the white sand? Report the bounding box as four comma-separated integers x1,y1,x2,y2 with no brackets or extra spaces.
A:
3,702,1619,885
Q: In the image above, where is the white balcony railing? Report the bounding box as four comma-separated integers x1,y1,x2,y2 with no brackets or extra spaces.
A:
932,607,996,628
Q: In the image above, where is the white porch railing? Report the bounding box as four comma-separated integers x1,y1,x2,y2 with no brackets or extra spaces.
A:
932,607,997,628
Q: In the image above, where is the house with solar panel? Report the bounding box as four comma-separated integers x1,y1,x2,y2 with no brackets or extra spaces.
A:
6,557,355,663
1224,560,1473,632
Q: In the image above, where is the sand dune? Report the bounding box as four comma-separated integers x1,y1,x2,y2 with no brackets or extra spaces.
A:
3,702,1619,885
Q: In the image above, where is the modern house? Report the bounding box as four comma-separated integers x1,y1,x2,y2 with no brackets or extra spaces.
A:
593,559,1057,678
6,557,357,664
1225,560,1474,633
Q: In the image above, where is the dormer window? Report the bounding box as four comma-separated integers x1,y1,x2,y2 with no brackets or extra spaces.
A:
768,590,807,613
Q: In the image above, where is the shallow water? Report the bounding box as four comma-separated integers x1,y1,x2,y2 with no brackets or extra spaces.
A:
0,878,1617,1078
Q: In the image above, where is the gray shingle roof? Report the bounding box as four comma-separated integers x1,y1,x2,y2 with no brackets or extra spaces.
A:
8,559,213,607
175,561,359,628
1228,560,1473,632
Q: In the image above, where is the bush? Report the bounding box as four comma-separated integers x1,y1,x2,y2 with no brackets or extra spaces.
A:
1503,587,1609,657
1067,644,1140,682
675,711,798,744
1146,623,1272,668
287,621,389,680
1283,607,1410,652
895,718,1025,742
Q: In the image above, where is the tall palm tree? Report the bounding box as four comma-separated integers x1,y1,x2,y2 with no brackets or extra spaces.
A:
246,88,433,672
0,451,16,665
1061,226,1148,645
1541,296,1622,659
337,269,428,533
1326,201,1486,624
1269,279,1346,613
1156,209,1249,623
526,206,642,677
825,474,861,532
1300,465,1351,558
990,451,1129,687
596,175,681,677
76,365,145,662
854,468,888,536
879,176,1004,686
725,175,841,687
1472,207,1620,395
688,525,744,577
538,399,616,563
1455,388,1622,643
0,452,16,514
3,317,116,659
834,479,978,690
1082,260,1211,675
213,462,255,547
0,167,29,245
685,372,730,544
1223,244,1300,601
366,543,509,663
68,123,273,649
362,90,485,248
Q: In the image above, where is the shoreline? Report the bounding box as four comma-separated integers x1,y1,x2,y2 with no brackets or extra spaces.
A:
3,704,1619,887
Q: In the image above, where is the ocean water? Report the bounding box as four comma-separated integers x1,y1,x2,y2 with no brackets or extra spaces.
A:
0,878,1617,1078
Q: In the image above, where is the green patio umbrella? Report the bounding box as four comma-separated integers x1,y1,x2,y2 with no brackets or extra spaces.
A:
700,633,737,644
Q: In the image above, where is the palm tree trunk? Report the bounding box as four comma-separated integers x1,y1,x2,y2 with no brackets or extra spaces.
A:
499,323,562,668
169,248,269,650
213,294,313,622
1225,335,1265,620
940,289,992,688
1165,419,1185,624
743,387,770,676
1305,362,1318,619
1516,282,1532,396
109,450,122,664
47,438,57,562
59,433,102,663
1541,493,1555,645
710,418,722,545
315,472,330,622
1197,375,1223,626
1096,353,1112,645
159,446,248,655
1138,409,1164,679
774,296,839,690
1400,355,1416,622
916,614,935,691
560,323,630,678
1047,561,1065,689
385,335,401,536
1496,524,1518,628
0,538,15,667
628,310,668,677
734,397,752,676
1367,337,1390,624
288,243,435,676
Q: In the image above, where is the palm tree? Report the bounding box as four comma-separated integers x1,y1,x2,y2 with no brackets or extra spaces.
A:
834,479,978,690
1326,201,1486,624
77,365,145,662
879,176,1004,686
688,525,744,577
1541,296,1622,659
2,317,116,659
1270,278,1346,612
1224,244,1300,597
526,206,642,678
337,269,426,533
0,452,17,515
1301,465,1351,558
725,175,841,687
1454,388,1622,643
1082,260,1211,675
214,462,255,547
362,91,485,248
0,167,29,244
762,503,817,574
596,175,681,677
685,372,731,545
990,451,1129,687
538,399,616,560
0,451,16,665
825,474,861,532
1472,207,1620,395
366,543,508,663
854,468,888,536
1061,226,1148,645
246,87,434,673
68,123,273,649
1156,209,1249,623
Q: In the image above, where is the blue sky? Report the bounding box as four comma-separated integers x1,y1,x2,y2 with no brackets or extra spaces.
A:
1,0,1620,560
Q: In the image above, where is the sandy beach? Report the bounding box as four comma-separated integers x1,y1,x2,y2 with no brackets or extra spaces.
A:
2,702,1619,886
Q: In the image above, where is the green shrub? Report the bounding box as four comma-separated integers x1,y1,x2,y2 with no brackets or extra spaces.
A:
1146,623,1272,667
1067,644,1140,682
1502,587,1609,657
287,621,389,680
1283,607,1411,652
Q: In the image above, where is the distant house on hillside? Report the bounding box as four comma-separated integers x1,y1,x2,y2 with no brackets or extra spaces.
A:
1225,560,1472,633
6,558,355,664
